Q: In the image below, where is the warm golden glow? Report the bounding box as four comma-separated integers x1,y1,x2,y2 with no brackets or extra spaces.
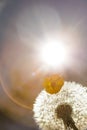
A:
43,74,64,94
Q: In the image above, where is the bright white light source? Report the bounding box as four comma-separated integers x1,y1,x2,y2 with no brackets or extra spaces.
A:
41,39,67,67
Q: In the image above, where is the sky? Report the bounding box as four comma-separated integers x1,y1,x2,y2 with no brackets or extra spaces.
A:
0,0,87,129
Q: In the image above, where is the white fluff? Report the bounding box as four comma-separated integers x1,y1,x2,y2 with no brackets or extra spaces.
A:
33,82,87,130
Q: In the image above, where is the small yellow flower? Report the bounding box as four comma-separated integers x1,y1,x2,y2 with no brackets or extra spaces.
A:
43,74,64,94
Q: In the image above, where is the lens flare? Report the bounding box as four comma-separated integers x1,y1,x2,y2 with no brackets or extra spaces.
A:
0,74,32,110
40,39,68,67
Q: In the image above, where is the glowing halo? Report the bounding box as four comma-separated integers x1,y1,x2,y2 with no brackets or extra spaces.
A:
0,74,32,110
40,38,68,68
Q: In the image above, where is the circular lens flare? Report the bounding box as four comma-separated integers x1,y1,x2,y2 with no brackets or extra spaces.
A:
0,74,32,110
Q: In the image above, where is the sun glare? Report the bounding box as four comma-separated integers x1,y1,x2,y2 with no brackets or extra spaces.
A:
40,39,68,67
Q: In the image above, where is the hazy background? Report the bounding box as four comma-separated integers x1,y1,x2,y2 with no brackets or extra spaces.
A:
0,0,87,129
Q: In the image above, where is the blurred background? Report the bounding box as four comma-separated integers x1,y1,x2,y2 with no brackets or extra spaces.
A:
0,0,87,129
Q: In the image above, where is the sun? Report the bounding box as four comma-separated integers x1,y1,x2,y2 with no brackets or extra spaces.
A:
40,39,68,67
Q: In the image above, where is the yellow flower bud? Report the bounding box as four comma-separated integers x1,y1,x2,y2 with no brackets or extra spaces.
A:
43,74,64,94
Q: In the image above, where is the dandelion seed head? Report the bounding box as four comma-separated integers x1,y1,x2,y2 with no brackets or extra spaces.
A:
33,82,87,130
